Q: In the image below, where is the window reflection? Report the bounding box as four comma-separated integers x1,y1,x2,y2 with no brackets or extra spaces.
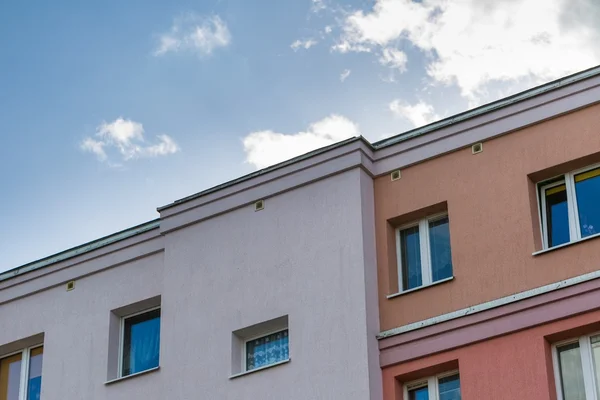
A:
429,217,453,282
575,168,600,239
400,226,422,290
545,184,570,247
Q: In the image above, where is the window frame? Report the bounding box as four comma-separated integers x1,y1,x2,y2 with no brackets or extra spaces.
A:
0,344,43,400
539,163,600,250
403,370,460,400
551,332,600,400
242,328,289,373
118,305,161,378
395,212,452,292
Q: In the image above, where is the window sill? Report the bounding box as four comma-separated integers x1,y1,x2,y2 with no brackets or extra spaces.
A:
105,366,160,385
533,232,600,256
229,358,290,379
387,277,454,299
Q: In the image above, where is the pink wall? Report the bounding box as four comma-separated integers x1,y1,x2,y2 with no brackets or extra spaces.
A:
383,309,600,400
375,102,600,331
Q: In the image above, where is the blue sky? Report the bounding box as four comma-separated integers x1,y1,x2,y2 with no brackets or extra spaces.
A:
1,0,598,271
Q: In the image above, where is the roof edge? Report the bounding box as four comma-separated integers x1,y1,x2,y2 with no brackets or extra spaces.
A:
157,136,369,211
0,219,161,283
373,64,600,149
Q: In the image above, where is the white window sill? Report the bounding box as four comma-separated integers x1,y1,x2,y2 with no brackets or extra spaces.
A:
229,358,290,379
105,366,160,385
533,232,600,256
387,276,454,299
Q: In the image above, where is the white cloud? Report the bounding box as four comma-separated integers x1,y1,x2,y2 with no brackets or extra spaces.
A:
311,0,327,13
379,48,407,72
324,26,333,34
291,39,318,51
80,138,107,161
340,69,351,82
242,114,359,169
81,118,180,164
336,0,600,100
389,100,440,127
154,14,231,56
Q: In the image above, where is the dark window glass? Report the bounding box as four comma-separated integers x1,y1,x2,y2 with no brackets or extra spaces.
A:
246,330,289,371
439,374,461,400
122,309,161,376
545,184,570,247
408,386,429,400
575,168,600,238
400,226,422,290
429,217,453,282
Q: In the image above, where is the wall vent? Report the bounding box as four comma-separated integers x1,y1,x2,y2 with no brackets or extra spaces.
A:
254,200,265,211
472,143,483,154
391,170,401,181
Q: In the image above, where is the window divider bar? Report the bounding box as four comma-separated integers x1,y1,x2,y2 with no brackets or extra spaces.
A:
395,228,404,292
429,376,438,400
565,172,581,242
580,336,598,400
419,219,432,286
18,347,30,400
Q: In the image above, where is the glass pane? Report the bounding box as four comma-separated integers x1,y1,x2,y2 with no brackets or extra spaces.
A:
408,386,429,400
575,168,600,238
122,309,161,376
545,184,570,247
558,342,586,400
400,226,422,291
0,353,22,400
246,329,289,371
429,217,453,282
27,347,43,400
439,374,461,400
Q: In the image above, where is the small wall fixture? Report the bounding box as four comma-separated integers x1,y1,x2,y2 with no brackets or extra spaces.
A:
66,281,75,291
472,143,483,154
254,200,265,211
391,170,401,181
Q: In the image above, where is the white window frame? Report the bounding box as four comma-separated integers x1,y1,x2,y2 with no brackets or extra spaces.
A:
552,332,600,400
242,328,289,372
539,163,600,249
0,344,43,400
396,212,452,292
118,306,161,378
403,370,460,400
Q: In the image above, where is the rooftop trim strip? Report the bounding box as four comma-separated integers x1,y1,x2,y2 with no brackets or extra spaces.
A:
0,219,160,283
372,64,600,148
157,137,365,211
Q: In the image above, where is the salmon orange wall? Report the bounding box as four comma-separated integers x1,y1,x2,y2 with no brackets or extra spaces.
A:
375,103,600,331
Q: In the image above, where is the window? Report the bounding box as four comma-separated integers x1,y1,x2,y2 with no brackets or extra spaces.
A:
119,308,160,377
540,165,600,249
396,213,453,292
553,333,600,400
404,371,461,400
0,346,43,400
245,329,289,372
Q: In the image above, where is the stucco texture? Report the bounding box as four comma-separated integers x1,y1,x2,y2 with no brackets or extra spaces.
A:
375,102,600,331
159,169,380,400
382,309,600,400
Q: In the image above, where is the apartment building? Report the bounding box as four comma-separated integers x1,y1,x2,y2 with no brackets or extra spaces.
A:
2,66,600,400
